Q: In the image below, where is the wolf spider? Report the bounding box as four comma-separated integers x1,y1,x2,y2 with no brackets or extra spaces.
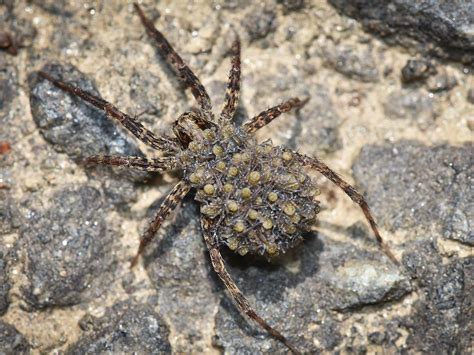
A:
38,3,398,354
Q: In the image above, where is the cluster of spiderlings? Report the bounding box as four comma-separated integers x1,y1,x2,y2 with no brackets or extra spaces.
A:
178,123,320,258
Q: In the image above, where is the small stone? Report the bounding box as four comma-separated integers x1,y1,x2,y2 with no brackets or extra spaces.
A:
401,59,436,83
0,321,30,354
68,302,171,353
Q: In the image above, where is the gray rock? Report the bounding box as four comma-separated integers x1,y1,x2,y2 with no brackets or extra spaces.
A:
144,196,218,353
277,0,305,13
19,185,115,308
401,59,437,84
295,85,342,154
426,73,458,93
321,43,379,82
401,241,471,353
68,301,171,354
329,0,474,64
0,191,20,235
0,321,30,354
0,250,10,315
29,63,143,163
242,7,277,41
383,90,437,130
353,141,473,246
28,62,150,207
329,258,411,311
214,233,409,353
468,88,474,104
0,64,24,142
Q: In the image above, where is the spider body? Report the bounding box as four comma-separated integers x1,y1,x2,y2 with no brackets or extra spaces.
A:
37,4,398,354
177,118,320,258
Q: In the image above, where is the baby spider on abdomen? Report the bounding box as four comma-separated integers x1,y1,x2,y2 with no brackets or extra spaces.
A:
37,3,398,354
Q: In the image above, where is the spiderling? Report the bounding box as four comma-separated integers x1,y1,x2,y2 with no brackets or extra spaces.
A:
37,3,398,354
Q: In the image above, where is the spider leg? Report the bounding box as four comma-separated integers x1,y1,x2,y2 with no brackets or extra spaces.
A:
220,38,241,121
84,155,177,172
295,153,399,265
201,217,302,355
243,97,308,133
131,180,190,268
134,3,213,116
38,71,178,153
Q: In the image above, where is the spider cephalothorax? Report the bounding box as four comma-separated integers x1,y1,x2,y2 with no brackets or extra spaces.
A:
38,4,398,354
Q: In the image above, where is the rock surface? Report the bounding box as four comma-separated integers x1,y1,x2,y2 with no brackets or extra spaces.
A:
329,0,474,64
353,141,473,246
19,185,115,308
68,301,171,354
353,142,472,353
1,0,471,353
0,321,30,354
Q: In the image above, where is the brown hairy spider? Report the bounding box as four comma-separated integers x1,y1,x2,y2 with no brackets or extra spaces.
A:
38,4,398,354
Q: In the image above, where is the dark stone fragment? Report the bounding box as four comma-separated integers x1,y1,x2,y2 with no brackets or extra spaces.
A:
401,241,471,353
28,63,145,175
0,250,10,315
68,301,171,354
368,331,386,345
329,0,474,64
0,65,18,113
242,8,277,41
0,321,30,354
383,90,436,129
277,0,305,13
426,73,458,93
144,197,217,353
0,31,17,55
353,141,473,246
295,85,342,154
29,62,149,209
401,59,437,84
468,88,474,104
321,44,379,82
0,191,20,235
20,185,115,308
214,233,409,353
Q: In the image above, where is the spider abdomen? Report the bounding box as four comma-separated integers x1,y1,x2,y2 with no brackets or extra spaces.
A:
181,124,320,257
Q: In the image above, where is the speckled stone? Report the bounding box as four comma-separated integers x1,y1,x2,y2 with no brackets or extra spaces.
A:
68,301,171,354
19,185,115,308
353,141,473,246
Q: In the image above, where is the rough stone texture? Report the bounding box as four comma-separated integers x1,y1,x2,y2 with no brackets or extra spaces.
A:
0,191,20,235
402,242,472,354
0,321,30,354
383,90,437,130
468,88,474,104
321,43,379,83
29,62,150,207
329,0,474,64
1,0,471,353
400,59,437,84
29,63,143,164
68,301,171,354
353,142,472,354
0,250,9,316
144,197,218,353
214,233,410,353
19,185,115,308
353,141,473,246
426,72,458,93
